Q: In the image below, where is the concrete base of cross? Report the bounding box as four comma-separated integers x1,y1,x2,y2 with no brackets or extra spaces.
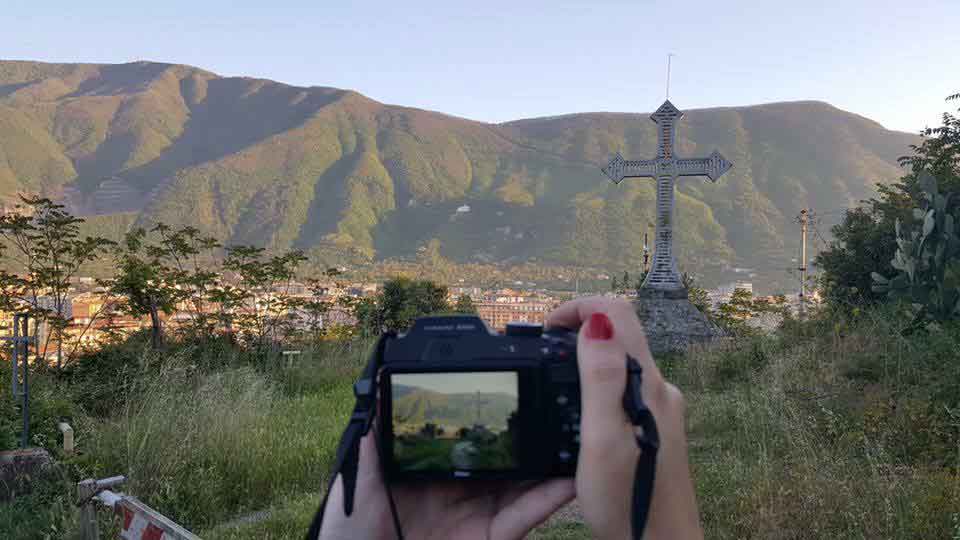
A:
634,290,724,354
637,287,689,300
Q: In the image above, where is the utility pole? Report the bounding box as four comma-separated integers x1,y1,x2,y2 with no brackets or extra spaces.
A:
797,209,809,318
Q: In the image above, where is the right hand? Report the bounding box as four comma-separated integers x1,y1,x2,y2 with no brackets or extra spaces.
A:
546,297,703,540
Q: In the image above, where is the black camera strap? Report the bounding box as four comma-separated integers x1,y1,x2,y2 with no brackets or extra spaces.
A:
306,343,660,540
623,356,660,540
305,332,397,540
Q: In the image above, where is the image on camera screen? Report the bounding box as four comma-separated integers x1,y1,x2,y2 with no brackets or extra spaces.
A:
392,371,519,472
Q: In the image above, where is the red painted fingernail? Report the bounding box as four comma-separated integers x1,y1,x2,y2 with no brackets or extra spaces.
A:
585,313,614,340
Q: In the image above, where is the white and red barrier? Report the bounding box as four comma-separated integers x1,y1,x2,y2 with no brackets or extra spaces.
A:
78,476,199,540
116,496,198,540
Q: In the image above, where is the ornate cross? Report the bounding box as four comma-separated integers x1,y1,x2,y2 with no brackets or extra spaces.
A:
602,100,732,296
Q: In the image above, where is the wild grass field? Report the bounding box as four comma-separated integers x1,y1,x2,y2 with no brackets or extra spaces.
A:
2,304,959,539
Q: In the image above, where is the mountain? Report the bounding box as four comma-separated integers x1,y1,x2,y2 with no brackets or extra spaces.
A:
392,385,517,430
0,60,920,290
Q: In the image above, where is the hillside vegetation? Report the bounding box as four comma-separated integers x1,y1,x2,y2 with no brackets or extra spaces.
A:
3,304,957,539
393,386,518,430
0,60,919,290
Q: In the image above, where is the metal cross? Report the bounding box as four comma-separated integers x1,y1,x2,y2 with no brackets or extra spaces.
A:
602,100,732,295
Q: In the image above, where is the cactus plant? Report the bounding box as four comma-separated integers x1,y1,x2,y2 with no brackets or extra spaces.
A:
872,172,960,323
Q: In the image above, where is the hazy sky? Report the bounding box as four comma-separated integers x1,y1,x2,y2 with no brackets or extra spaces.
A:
394,372,518,397
5,1,958,132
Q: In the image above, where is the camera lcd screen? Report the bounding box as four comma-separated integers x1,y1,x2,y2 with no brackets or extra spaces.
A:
391,371,519,472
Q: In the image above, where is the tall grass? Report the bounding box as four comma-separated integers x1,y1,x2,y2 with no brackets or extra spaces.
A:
4,306,958,539
74,344,364,531
678,304,960,539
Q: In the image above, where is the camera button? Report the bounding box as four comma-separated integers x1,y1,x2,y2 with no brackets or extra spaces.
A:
556,394,569,405
506,322,543,337
558,450,573,462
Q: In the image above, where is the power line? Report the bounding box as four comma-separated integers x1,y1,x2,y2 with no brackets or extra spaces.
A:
808,216,831,250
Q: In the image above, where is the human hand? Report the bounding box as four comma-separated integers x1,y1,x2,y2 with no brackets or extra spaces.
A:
317,431,575,540
546,296,702,540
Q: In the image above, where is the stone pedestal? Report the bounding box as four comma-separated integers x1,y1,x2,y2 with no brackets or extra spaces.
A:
634,289,723,354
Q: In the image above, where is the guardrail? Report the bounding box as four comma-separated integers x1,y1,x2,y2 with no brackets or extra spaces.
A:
78,476,199,540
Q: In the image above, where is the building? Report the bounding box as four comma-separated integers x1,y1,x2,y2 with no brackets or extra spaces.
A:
475,290,558,331
476,301,552,330
707,281,754,309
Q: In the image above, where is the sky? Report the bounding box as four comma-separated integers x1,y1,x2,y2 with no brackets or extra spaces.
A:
393,372,518,397
4,0,958,133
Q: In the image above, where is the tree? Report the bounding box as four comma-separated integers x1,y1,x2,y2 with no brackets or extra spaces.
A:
300,279,333,342
680,272,711,315
108,228,180,349
818,92,960,309
355,277,450,334
149,224,221,339
817,206,901,306
633,269,648,295
212,246,307,349
899,93,960,195
453,294,477,314
716,288,757,334
0,196,113,368
688,287,712,316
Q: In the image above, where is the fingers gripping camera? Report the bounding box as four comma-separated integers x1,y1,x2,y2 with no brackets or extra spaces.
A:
377,315,653,481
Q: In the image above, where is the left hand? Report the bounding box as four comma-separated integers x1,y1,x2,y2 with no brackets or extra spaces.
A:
317,431,575,540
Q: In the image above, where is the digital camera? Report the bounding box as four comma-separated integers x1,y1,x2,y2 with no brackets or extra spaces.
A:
379,315,582,481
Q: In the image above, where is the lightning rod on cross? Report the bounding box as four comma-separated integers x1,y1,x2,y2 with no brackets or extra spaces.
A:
666,53,676,100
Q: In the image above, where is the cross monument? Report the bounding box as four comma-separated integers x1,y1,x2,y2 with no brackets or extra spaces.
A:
602,100,732,297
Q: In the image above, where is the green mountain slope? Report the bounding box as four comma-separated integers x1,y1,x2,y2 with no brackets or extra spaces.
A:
0,60,919,290
392,385,517,430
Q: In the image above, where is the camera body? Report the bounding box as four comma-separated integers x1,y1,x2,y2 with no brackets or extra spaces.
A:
379,315,581,481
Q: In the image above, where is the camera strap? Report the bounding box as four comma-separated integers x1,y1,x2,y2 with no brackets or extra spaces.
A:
306,342,661,540
305,331,396,540
623,356,660,540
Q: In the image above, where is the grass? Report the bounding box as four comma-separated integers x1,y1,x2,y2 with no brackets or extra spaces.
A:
676,305,960,539
3,304,960,539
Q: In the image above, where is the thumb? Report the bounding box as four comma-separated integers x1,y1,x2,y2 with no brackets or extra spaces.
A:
575,312,639,538
577,312,633,445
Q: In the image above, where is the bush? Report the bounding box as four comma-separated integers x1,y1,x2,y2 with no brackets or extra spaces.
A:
0,465,79,540
0,358,78,453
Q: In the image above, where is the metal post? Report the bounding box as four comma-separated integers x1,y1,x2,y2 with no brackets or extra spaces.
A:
798,210,809,318
10,313,19,398
18,315,29,449
78,478,101,540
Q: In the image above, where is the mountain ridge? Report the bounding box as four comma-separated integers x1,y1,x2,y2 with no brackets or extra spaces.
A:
392,385,518,430
0,59,920,291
